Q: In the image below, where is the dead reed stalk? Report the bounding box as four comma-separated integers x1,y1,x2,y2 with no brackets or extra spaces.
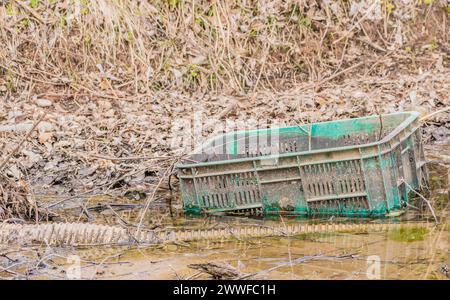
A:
0,174,44,221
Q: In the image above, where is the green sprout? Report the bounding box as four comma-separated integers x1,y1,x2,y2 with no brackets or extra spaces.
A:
297,16,311,28
6,4,14,16
188,64,199,79
167,0,180,10
81,0,90,15
206,5,215,17
195,17,206,29
60,15,67,27
30,0,39,9
127,31,135,44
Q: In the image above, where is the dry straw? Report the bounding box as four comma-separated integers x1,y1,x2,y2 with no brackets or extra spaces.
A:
0,0,447,96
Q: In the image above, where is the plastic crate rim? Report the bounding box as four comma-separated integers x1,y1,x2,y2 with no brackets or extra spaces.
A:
176,111,420,169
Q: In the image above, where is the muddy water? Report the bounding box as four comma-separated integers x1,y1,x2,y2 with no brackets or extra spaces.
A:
42,217,446,280
3,147,449,280
37,160,448,280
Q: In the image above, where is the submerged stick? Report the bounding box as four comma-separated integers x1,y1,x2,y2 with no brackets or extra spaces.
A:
135,163,174,238
402,179,439,224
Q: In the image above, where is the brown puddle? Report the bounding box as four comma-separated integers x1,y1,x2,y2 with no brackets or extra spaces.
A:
1,146,449,280
30,218,449,280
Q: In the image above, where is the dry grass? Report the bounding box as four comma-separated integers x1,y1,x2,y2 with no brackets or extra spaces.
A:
0,0,448,97
0,173,44,220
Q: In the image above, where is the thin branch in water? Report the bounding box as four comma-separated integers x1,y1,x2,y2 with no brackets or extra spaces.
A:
402,179,439,224
135,162,174,237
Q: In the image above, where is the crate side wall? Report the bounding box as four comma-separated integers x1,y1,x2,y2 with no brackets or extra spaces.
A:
178,113,424,216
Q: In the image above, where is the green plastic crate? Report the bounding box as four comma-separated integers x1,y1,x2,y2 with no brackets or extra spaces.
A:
176,112,428,216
